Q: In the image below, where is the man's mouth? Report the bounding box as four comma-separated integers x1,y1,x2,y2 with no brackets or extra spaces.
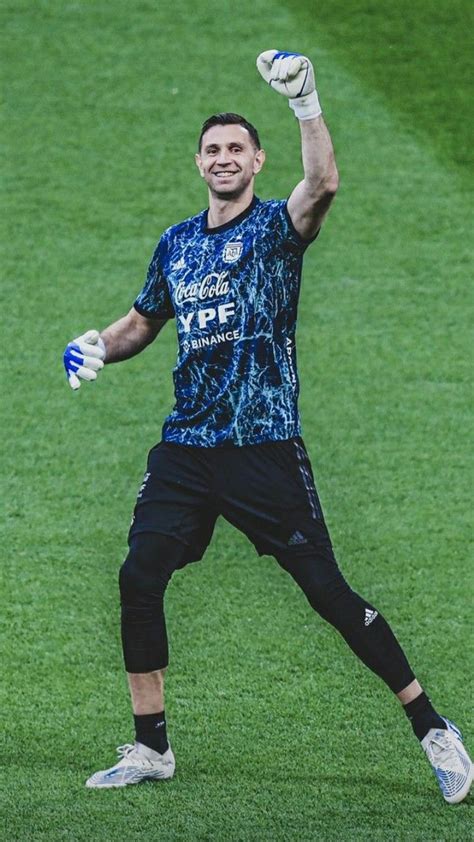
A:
213,171,238,178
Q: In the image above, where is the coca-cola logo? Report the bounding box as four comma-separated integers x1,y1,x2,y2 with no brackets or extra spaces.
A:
175,271,229,304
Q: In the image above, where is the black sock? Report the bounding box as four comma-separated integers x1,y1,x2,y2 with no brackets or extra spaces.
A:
403,692,445,741
134,711,169,754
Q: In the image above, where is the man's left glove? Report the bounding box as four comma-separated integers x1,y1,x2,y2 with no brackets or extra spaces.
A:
256,50,322,121
63,329,106,390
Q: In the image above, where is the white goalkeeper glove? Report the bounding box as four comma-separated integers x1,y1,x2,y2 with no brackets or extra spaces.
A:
256,50,322,121
63,329,106,390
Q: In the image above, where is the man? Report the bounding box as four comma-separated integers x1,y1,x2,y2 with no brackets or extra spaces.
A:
64,51,472,802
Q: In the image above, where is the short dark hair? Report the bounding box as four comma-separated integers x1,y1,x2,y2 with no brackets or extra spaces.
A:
198,113,261,151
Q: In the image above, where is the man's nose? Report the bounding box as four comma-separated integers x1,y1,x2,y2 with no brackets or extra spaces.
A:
216,151,232,165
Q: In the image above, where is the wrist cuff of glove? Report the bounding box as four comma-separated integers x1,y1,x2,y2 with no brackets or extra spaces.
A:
97,336,106,361
289,90,322,121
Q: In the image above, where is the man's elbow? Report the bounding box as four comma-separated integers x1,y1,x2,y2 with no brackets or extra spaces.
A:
322,164,339,198
307,167,339,204
325,172,339,197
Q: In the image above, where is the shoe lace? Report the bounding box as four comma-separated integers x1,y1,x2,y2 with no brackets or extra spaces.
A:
426,733,457,766
117,744,136,759
116,743,155,770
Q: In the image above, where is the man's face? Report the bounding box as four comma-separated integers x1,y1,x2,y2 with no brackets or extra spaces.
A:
196,124,265,199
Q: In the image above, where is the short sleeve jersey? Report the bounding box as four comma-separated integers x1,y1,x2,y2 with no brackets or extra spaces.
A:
134,196,314,447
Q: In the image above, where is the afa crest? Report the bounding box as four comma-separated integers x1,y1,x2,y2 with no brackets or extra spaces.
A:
223,241,243,263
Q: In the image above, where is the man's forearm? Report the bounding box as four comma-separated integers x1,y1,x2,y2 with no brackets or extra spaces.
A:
63,307,167,389
299,115,339,197
100,308,167,364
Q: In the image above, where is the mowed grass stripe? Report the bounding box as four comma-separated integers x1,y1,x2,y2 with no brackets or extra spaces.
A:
287,0,474,174
2,1,472,840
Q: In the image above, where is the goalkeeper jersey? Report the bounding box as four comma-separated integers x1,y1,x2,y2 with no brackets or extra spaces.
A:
134,195,315,447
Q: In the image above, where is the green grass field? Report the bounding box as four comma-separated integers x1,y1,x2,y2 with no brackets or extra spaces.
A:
2,1,473,839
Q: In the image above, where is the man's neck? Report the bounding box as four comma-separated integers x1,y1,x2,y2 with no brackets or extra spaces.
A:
207,188,254,229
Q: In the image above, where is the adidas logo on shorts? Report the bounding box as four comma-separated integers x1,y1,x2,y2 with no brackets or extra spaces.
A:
288,530,308,546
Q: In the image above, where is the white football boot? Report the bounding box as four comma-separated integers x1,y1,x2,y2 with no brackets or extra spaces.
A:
421,719,473,804
86,742,175,788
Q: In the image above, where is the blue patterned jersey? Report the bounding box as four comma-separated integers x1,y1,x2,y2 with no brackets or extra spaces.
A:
134,196,315,447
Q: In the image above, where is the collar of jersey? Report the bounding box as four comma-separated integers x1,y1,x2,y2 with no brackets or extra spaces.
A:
203,195,259,235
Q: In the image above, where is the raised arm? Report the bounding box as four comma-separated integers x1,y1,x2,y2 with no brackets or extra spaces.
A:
257,50,339,240
63,308,167,390
287,116,338,240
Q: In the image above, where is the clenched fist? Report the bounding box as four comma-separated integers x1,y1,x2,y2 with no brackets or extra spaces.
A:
256,50,322,120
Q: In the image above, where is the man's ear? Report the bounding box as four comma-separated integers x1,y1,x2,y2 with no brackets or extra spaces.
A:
253,149,266,175
195,153,205,178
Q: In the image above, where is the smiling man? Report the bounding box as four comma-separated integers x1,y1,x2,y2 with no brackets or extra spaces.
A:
64,51,472,802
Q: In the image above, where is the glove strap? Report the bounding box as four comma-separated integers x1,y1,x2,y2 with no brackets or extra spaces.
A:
97,336,107,361
289,90,322,121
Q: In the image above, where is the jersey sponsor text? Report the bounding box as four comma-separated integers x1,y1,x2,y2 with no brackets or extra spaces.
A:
175,271,229,304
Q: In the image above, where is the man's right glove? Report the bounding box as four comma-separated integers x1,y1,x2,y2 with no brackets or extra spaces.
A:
256,50,322,121
63,329,106,390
